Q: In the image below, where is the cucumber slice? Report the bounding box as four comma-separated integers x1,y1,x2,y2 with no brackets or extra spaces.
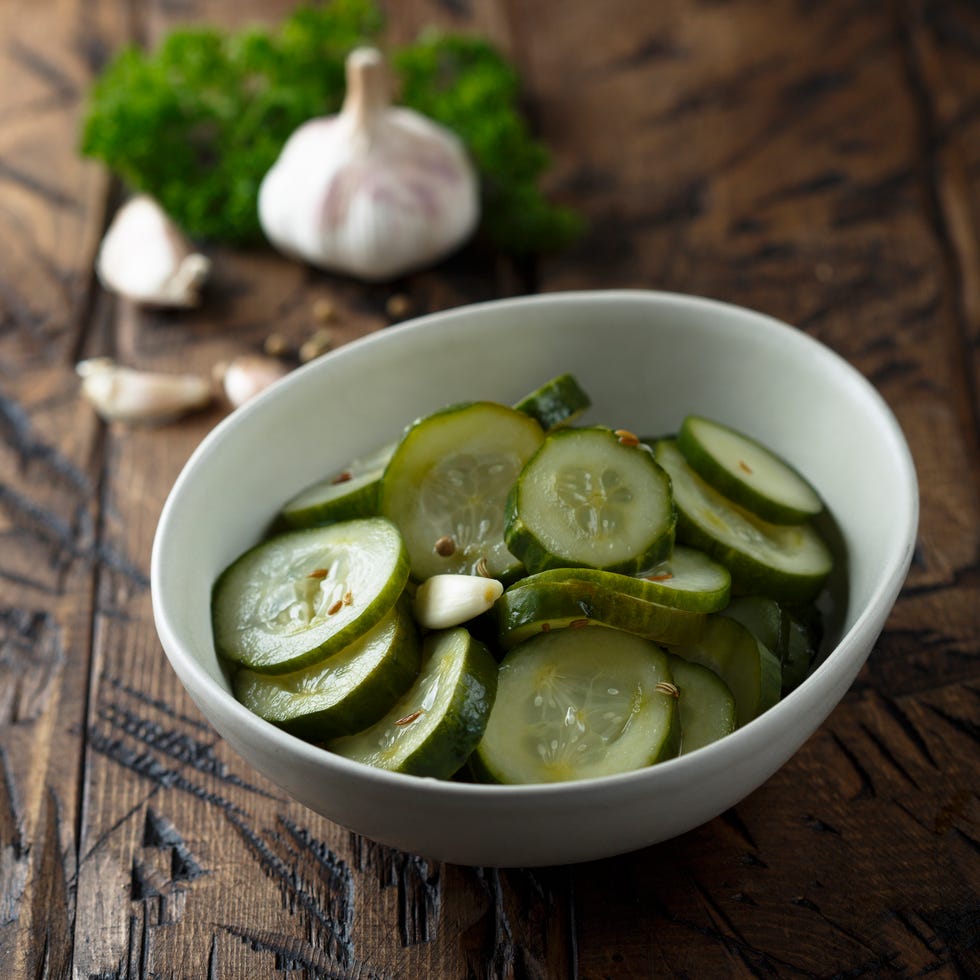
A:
474,627,678,784
668,655,737,754
233,600,421,740
654,439,832,603
380,402,544,582
722,595,821,695
513,373,592,431
678,415,823,524
670,614,782,727
505,427,675,575
494,578,705,649
212,518,409,674
329,627,498,779
277,441,396,529
502,547,729,613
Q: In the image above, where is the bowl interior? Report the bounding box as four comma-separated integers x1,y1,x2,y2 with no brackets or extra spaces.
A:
152,290,917,864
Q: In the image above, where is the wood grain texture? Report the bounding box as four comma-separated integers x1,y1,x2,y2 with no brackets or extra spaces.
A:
0,0,977,977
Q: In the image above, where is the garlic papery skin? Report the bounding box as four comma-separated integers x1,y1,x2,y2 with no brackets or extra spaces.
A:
77,358,212,424
217,355,290,409
413,574,504,631
258,47,480,282
96,195,211,307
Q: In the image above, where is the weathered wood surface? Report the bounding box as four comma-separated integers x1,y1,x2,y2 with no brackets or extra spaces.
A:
0,0,977,977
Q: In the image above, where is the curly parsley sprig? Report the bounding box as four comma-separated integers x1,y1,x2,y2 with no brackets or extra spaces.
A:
80,1,581,257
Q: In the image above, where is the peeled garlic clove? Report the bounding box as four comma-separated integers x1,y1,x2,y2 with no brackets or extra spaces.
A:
259,47,480,282
413,574,504,630
96,196,211,307
217,354,290,409
77,358,212,423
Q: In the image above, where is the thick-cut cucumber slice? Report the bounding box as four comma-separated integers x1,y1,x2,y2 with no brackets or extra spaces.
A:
671,615,782,727
233,600,420,740
505,427,675,575
668,655,737,754
473,627,678,784
628,544,733,611
513,373,592,431
212,518,409,674
494,578,705,649
678,415,823,524
277,441,396,529
722,595,821,695
380,402,544,582
279,469,383,528
654,439,832,603
329,627,498,778
503,548,729,613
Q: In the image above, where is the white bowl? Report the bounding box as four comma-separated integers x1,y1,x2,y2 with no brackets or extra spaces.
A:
151,290,918,867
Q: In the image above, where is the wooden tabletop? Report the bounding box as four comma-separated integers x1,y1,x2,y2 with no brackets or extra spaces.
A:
2,0,979,976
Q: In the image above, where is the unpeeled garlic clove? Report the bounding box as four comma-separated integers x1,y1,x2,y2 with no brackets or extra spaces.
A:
216,354,291,409
77,357,212,423
258,47,480,282
96,196,211,307
413,574,504,630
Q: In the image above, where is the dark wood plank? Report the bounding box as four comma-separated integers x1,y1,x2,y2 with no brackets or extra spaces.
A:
0,0,131,975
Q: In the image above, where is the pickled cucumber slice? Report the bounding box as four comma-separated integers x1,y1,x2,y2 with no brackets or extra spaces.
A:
505,427,675,575
513,545,730,613
678,415,823,524
380,402,544,582
668,655,737,754
654,439,832,603
277,441,396,529
722,595,821,695
473,627,678,784
495,578,705,649
329,627,498,778
212,517,409,674
513,373,592,431
671,614,782,727
233,600,421,740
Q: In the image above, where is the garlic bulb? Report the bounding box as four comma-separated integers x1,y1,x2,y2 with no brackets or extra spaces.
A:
77,358,212,423
96,196,210,307
258,47,480,282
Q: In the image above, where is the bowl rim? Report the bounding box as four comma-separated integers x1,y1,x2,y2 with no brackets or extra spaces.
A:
151,288,919,799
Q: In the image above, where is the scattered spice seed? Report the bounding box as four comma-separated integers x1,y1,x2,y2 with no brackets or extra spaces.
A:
645,572,673,582
434,535,456,557
386,293,411,318
541,622,552,633
614,428,640,447
475,557,491,578
570,618,590,629
738,459,753,474
327,599,343,616
394,709,424,726
656,681,680,698
308,568,328,579
312,298,336,323
332,470,353,485
263,332,290,358
299,328,333,363
343,590,354,605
